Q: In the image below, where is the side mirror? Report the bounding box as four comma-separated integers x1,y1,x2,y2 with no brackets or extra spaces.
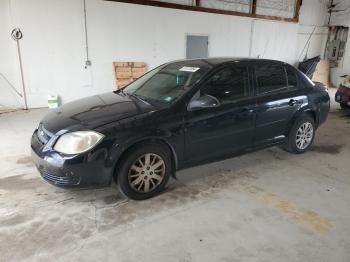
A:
188,94,220,111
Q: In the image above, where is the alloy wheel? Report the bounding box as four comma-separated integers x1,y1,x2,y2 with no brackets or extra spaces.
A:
295,122,314,150
128,153,166,193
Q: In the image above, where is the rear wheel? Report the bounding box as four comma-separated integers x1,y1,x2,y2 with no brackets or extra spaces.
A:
117,143,172,200
283,114,315,154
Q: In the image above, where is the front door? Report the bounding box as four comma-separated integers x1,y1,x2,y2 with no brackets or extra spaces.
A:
184,63,255,164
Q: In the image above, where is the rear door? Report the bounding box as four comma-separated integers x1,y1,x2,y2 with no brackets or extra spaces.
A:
184,63,255,163
253,62,305,145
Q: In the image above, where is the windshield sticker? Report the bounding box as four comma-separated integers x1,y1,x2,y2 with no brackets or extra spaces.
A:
179,67,200,72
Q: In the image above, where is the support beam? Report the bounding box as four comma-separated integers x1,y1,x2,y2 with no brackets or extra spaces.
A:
294,0,302,21
105,0,299,23
251,0,257,15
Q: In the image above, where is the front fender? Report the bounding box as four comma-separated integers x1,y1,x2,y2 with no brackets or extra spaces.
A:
102,125,183,181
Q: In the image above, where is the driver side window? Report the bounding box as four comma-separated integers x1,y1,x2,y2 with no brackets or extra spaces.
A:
203,65,249,103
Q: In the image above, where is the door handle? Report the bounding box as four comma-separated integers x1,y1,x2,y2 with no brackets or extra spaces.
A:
288,99,297,106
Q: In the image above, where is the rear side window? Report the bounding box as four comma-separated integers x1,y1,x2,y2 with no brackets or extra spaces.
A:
204,65,249,102
255,64,287,94
286,66,298,88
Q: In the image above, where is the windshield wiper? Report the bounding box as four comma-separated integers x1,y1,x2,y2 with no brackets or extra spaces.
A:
128,93,150,105
114,89,126,96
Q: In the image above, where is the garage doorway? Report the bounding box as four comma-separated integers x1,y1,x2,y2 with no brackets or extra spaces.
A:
186,35,209,59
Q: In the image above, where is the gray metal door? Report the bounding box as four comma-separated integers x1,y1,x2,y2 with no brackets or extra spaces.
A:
186,35,208,59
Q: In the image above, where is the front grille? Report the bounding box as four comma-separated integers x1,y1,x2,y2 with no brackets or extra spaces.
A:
41,171,80,186
37,123,53,144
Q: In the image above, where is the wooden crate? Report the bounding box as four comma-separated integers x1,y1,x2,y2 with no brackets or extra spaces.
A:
132,71,145,79
113,62,130,67
132,62,146,68
132,67,146,73
113,61,147,89
116,71,132,79
116,78,133,89
116,66,132,73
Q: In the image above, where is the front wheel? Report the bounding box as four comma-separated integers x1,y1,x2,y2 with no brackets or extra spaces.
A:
117,143,172,200
283,114,315,154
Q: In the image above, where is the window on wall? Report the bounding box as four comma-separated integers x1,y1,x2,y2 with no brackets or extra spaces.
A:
256,0,296,19
200,0,251,13
108,1,301,22
255,64,287,94
204,65,249,102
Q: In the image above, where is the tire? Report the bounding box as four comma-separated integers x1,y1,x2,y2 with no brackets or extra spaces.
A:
117,142,172,200
282,114,316,154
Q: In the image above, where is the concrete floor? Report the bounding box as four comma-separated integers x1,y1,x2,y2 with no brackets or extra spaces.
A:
1,88,350,262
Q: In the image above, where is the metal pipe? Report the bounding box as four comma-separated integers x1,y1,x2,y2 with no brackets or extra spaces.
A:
16,39,28,110
83,0,91,68
11,28,28,110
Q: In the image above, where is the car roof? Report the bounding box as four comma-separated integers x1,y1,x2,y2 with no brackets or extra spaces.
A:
169,57,287,67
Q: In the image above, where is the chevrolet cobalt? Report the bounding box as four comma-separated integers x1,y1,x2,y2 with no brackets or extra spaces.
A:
31,58,330,200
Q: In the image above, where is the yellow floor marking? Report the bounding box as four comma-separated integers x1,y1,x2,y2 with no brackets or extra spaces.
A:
239,184,332,234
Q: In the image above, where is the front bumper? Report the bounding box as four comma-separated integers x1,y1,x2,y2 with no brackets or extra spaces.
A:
31,148,81,186
31,130,113,188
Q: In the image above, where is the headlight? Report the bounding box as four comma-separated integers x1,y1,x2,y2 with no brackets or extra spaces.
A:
54,131,104,154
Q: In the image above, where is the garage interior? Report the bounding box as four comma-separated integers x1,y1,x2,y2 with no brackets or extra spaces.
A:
1,0,350,261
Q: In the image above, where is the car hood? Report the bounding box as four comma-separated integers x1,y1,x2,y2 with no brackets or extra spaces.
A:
41,92,156,133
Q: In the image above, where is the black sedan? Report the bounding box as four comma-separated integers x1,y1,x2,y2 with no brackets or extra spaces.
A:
31,58,330,200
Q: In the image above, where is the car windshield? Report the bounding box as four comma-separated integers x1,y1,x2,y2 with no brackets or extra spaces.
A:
123,62,211,105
